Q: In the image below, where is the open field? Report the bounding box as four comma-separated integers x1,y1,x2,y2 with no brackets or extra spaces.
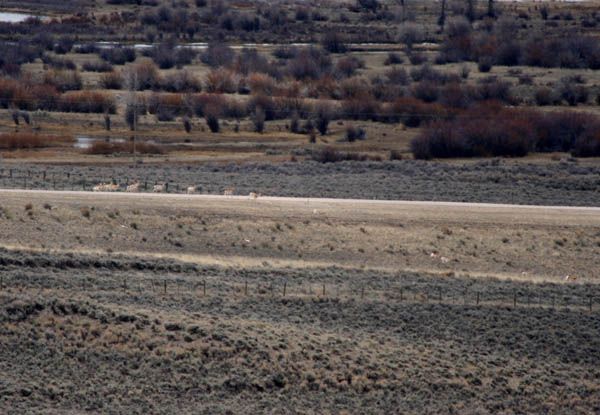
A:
1,190,599,413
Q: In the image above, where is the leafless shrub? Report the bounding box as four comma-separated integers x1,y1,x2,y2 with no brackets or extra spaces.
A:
82,61,113,72
86,141,164,155
205,68,237,93
123,61,160,90
200,42,234,67
345,124,366,142
321,31,347,53
252,107,266,133
43,70,82,92
160,70,201,92
0,132,74,150
384,52,403,66
58,91,116,113
99,71,123,90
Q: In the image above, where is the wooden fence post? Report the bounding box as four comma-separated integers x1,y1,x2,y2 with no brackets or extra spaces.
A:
322,284,326,297
163,279,167,294
476,292,480,306
283,281,287,297
203,280,206,296
513,291,517,308
244,281,248,296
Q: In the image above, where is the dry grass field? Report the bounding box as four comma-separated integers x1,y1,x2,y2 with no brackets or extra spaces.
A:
0,190,599,413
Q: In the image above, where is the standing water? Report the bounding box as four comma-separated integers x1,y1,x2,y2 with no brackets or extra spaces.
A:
0,12,45,23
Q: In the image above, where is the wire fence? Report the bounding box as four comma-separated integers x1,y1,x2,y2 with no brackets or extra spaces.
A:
0,168,204,193
0,272,596,314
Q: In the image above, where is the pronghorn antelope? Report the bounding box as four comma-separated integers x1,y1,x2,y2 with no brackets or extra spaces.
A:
153,184,166,193
187,186,197,194
223,187,235,196
126,182,140,192
93,183,119,192
249,192,260,199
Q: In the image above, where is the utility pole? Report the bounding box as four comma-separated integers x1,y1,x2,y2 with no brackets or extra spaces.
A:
132,72,138,165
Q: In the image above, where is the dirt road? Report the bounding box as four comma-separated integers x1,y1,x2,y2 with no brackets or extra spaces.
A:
2,188,599,222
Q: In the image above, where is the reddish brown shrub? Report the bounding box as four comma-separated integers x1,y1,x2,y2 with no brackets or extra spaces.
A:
43,70,82,92
191,93,226,117
0,132,74,150
384,97,451,127
205,68,238,93
85,141,164,155
123,61,160,90
572,130,600,157
58,91,116,113
147,93,187,116
411,104,535,159
99,71,123,90
341,97,381,121
0,78,60,111
412,104,600,158
246,72,276,95
339,77,371,100
534,111,600,153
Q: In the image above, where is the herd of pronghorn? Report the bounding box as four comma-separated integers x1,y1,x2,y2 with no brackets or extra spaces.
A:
92,182,259,198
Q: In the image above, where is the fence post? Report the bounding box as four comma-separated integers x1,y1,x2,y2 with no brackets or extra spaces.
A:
163,279,167,294
203,280,206,296
476,291,480,306
244,281,248,296
590,297,593,312
361,286,365,300
322,284,326,297
438,287,442,303
513,290,517,308
400,288,403,302
283,281,287,297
